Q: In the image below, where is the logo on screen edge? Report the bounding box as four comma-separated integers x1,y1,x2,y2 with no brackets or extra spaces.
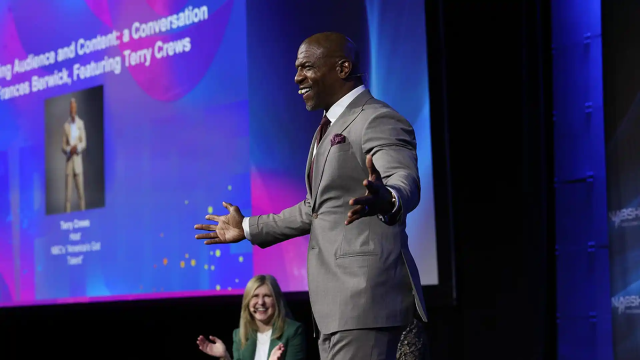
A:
609,207,640,228
612,295,640,314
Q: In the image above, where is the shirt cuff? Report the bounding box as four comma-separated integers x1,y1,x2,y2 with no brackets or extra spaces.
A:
242,217,251,240
378,187,402,224
388,187,400,214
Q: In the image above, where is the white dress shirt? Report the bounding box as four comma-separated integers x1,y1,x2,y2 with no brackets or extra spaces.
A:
66,117,80,156
70,122,79,143
241,85,399,239
255,329,272,360
312,85,366,156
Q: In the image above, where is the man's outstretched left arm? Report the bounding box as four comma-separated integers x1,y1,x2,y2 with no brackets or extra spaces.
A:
361,110,420,225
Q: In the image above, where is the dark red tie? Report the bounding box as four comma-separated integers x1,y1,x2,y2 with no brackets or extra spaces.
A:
309,115,331,185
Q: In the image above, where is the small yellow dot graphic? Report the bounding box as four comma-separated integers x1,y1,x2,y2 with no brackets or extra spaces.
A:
204,264,209,270
216,284,221,290
208,206,213,214
210,265,215,271
163,258,168,266
180,261,185,268
185,200,189,204
239,256,244,263
210,251,213,256
227,185,232,191
235,279,239,283
215,249,221,257
191,259,196,266
228,287,232,290
185,253,189,258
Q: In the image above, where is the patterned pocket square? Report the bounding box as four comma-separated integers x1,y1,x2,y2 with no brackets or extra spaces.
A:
331,133,346,146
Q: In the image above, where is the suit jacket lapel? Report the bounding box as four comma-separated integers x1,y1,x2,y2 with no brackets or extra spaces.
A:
268,338,282,358
243,336,257,360
305,128,320,196
310,90,373,210
63,122,70,148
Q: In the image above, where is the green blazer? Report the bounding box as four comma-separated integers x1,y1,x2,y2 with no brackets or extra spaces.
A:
232,318,305,360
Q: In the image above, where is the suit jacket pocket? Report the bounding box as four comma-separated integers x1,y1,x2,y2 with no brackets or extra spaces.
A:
338,216,376,258
330,142,351,154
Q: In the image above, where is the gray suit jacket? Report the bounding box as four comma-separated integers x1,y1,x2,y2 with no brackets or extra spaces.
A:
248,90,427,334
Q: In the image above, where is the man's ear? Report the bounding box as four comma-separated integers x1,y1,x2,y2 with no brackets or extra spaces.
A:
336,60,352,79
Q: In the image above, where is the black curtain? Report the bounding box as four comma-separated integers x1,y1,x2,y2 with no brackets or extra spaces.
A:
424,0,556,359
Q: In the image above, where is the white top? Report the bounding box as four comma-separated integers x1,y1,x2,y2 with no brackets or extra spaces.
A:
255,329,272,360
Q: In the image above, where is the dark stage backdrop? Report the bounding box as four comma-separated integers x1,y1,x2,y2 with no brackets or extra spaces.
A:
603,1,640,358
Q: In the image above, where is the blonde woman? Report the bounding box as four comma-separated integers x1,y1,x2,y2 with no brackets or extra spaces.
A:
197,275,306,360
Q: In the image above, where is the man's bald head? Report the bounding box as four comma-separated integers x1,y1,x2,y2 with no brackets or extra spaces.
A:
301,32,361,76
295,32,363,112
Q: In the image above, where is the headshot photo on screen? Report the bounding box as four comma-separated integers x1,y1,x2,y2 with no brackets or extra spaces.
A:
44,85,105,215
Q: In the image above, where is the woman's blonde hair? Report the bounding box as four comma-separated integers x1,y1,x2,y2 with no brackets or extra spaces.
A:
239,274,288,348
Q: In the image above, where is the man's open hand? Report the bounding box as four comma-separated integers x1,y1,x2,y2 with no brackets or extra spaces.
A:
194,202,246,245
346,154,395,225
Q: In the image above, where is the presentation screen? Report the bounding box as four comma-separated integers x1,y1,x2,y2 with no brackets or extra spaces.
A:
0,0,437,307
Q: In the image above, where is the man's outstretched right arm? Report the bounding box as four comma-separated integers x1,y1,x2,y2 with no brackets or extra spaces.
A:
242,194,313,249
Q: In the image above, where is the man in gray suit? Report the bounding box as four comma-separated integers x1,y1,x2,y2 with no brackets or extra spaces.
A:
195,32,427,359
